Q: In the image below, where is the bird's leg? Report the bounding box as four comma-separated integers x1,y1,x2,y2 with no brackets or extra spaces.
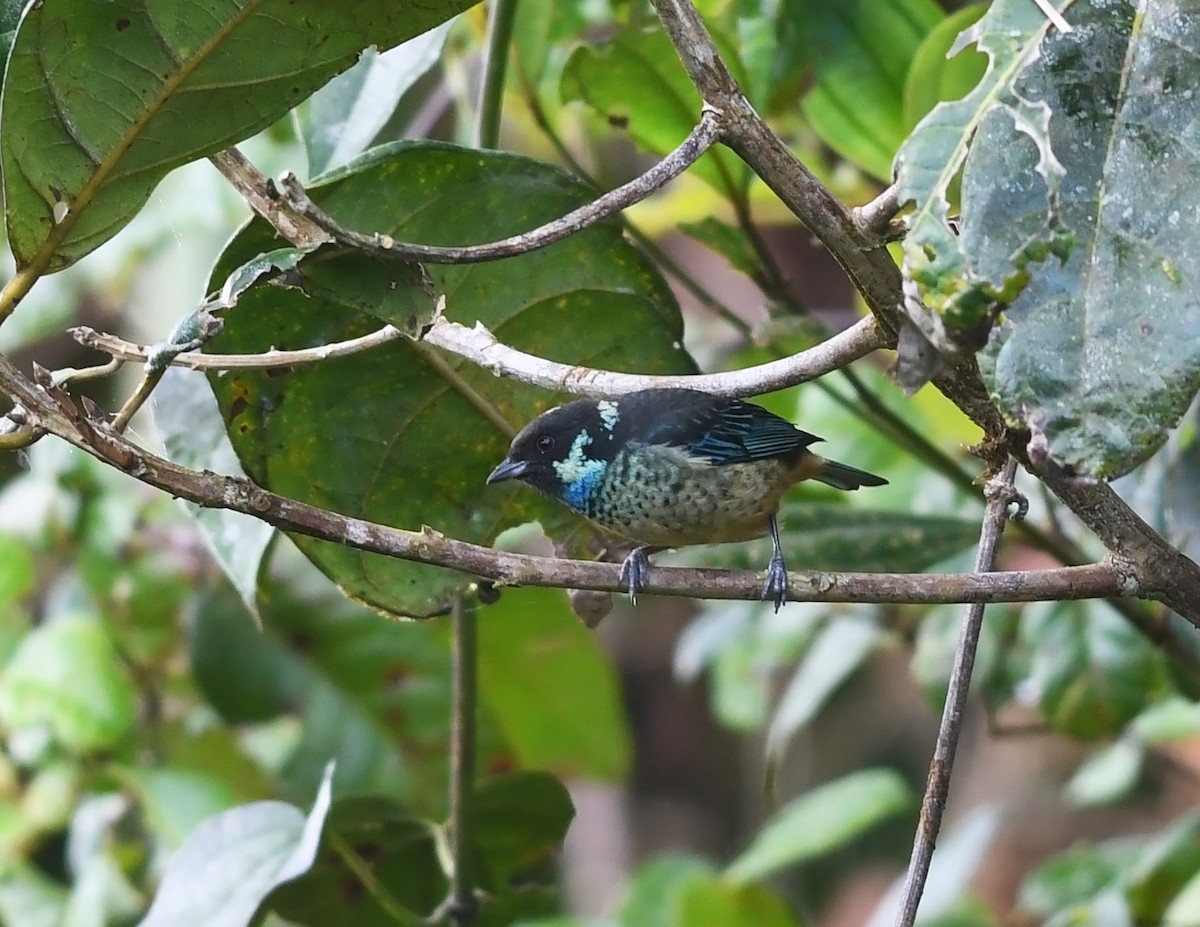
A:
762,513,789,612
618,545,652,605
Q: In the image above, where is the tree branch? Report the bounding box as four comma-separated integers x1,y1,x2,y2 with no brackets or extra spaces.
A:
0,348,1159,614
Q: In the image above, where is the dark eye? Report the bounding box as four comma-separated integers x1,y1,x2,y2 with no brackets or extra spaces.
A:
537,435,555,453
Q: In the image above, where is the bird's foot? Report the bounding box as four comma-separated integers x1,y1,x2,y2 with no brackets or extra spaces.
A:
761,550,789,613
618,546,651,605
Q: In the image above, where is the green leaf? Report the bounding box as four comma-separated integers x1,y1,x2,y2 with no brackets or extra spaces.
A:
470,772,575,890
676,873,800,927
711,503,981,573
0,0,476,273
270,794,445,924
619,855,715,927
794,0,944,181
1063,739,1144,807
727,768,912,881
561,26,749,199
138,763,334,927
0,615,136,752
894,0,1070,381
902,5,989,131
206,141,690,617
295,24,455,177
152,367,273,620
971,0,1200,477
766,614,881,761
1018,601,1171,739
478,589,631,780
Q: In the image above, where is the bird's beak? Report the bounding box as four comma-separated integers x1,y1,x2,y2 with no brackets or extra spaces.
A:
486,458,529,484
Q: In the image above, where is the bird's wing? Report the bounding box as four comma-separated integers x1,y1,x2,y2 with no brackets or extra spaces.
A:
648,398,823,464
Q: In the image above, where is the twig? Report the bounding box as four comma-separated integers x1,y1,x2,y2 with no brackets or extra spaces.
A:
895,457,1020,927
448,593,478,927
277,107,723,265
72,324,405,371
209,147,332,248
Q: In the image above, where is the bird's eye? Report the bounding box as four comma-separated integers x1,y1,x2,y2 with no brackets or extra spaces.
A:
537,435,555,453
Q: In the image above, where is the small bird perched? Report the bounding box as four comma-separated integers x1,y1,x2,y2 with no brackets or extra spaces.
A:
486,387,887,610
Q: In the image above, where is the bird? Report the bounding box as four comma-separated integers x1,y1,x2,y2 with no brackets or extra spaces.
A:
486,387,887,611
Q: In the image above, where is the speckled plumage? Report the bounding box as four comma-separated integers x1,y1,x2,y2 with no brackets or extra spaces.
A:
486,388,887,610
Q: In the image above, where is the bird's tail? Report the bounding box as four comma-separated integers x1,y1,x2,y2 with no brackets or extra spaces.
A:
812,458,888,491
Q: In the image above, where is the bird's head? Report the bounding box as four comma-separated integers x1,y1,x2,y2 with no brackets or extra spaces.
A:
487,398,623,511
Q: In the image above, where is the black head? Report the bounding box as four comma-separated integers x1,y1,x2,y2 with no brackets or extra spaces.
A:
486,397,625,505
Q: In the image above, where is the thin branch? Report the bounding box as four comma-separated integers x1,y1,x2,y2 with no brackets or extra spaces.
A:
896,458,1019,927
72,324,405,370
422,314,886,397
276,107,723,265
209,147,332,248
448,593,478,927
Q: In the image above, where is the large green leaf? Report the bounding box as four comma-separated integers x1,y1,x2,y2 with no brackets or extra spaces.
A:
0,0,475,273
469,771,575,891
205,142,690,617
970,0,1200,477
790,0,944,181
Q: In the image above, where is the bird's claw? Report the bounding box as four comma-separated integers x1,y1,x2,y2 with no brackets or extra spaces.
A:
618,546,651,605
761,550,789,613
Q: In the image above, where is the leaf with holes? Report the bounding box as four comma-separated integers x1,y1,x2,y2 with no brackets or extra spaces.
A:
970,0,1200,477
0,0,474,273
893,0,1072,382
205,142,691,617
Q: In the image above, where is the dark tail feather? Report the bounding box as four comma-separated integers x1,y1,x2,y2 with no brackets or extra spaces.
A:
813,458,888,491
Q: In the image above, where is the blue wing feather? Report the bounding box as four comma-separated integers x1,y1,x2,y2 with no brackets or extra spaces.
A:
640,394,821,464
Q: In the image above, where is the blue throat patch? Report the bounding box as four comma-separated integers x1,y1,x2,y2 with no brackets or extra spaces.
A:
552,429,607,512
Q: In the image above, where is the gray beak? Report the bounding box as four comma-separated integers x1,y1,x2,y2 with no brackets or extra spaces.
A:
486,458,529,484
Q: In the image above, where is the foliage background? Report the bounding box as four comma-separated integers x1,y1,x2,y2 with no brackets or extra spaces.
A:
1,1,1199,926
